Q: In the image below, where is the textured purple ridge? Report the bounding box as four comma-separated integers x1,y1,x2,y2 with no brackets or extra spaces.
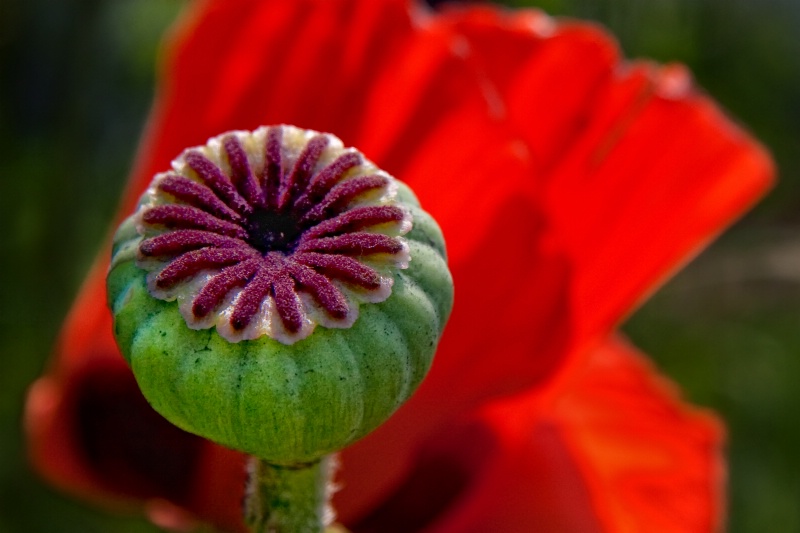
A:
285,262,349,318
300,206,405,242
294,151,363,213
301,174,389,224
142,205,248,240
184,152,251,216
158,174,243,224
223,135,262,208
139,231,245,257
278,134,329,210
262,128,283,209
192,259,260,317
293,252,382,290
296,233,404,255
155,248,257,289
230,264,274,330
137,126,409,337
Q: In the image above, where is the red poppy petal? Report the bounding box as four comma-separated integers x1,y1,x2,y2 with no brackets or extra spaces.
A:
349,336,723,533
541,62,774,340
371,6,619,176
546,336,725,533
123,0,418,217
423,12,772,345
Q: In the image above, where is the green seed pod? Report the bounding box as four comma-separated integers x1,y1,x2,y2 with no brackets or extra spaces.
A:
107,125,453,465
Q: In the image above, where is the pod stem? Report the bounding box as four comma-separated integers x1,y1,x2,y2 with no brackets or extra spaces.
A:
244,455,337,533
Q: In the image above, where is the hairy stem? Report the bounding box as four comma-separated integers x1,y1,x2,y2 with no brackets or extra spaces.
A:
244,455,336,533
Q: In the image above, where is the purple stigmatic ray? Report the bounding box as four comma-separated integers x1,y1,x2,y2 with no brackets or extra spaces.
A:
136,126,411,342
140,230,246,258
158,174,243,224
299,206,406,242
293,252,382,290
294,151,362,213
223,135,263,208
296,233,404,256
285,262,349,319
184,152,251,216
155,248,258,289
192,259,260,317
230,265,275,331
262,128,283,209
300,174,389,225
278,134,329,211
142,205,248,240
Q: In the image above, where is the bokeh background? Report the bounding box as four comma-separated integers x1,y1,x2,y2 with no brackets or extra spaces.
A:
1,0,798,531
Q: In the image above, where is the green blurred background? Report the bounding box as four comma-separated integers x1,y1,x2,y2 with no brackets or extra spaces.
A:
1,0,798,531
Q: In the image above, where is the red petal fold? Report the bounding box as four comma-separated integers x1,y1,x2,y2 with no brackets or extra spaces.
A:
541,62,774,341
349,336,724,533
547,337,725,533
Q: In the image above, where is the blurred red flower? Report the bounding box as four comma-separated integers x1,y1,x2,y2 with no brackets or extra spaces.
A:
25,0,773,532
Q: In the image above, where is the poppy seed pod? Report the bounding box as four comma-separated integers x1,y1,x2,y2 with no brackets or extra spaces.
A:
107,125,453,465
